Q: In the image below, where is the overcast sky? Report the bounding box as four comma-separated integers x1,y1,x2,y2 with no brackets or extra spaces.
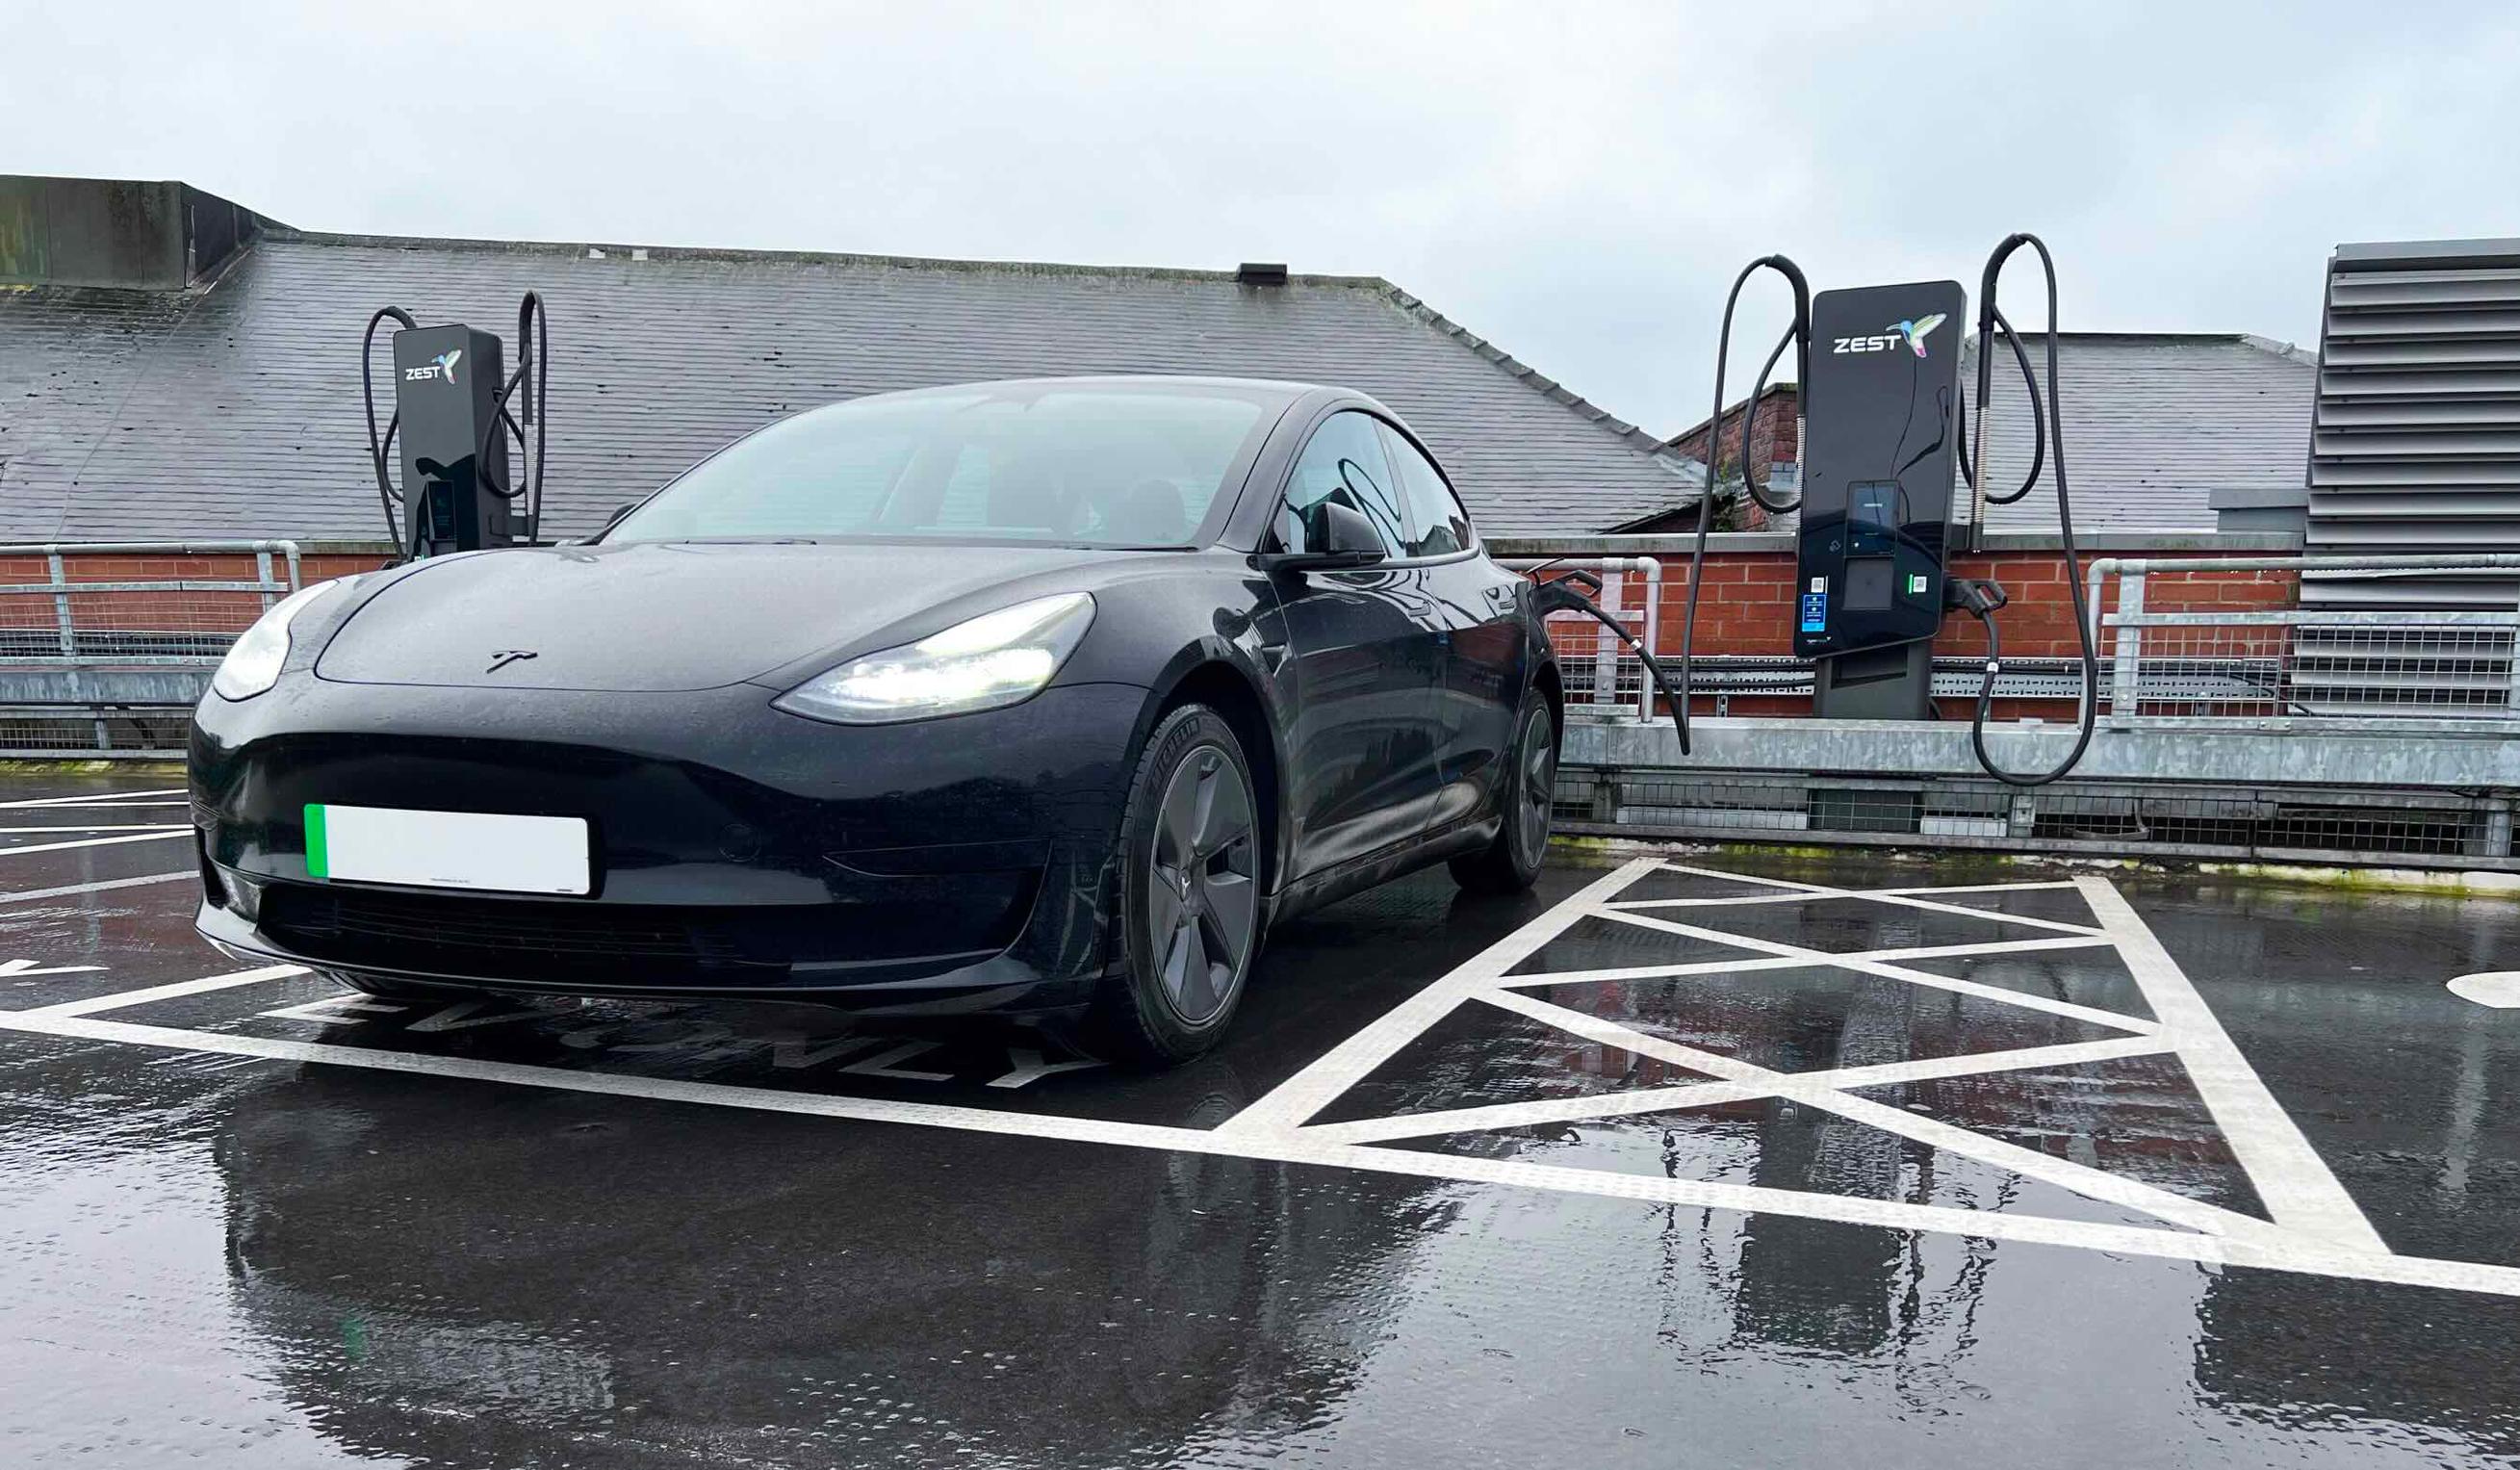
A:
12,1,2516,435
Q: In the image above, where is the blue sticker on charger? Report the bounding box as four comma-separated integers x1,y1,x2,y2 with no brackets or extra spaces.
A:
1798,591,1828,632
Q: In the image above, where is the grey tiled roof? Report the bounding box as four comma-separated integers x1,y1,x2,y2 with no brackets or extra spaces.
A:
1962,333,2315,531
0,233,1700,545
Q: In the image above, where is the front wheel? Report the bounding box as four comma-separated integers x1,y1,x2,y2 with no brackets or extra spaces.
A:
1089,704,1266,1068
1451,695,1556,895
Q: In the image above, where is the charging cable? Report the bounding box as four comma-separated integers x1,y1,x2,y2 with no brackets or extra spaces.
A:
1961,233,2096,786
1679,255,1812,755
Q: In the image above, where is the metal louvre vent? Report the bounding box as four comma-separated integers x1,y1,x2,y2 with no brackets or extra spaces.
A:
2309,239,2520,601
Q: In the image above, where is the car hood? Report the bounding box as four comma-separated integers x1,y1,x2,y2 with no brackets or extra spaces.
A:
314,541,1117,692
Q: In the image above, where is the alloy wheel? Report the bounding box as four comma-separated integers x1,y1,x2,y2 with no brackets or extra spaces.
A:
1517,707,1556,862
1146,745,1258,1024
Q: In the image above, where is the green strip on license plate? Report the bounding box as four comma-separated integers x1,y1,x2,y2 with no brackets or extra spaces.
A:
304,802,330,878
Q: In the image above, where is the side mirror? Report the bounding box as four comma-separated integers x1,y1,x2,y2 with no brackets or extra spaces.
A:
1259,501,1388,573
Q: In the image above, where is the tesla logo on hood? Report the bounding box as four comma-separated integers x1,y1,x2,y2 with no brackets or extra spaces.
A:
485,649,538,674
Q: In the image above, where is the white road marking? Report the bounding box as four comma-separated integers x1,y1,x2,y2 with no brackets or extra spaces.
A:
841,1040,955,1081
0,824,192,834
2074,876,2390,1254
0,871,194,906
989,1047,1104,1089
260,993,403,1025
19,965,307,1018
0,856,2498,1297
2449,972,2520,1009
1478,987,2291,1245
1589,905,2155,1034
0,831,192,859
1491,932,2113,989
1302,1034,2175,1145
3,996,2517,1299
0,958,106,979
1643,862,2106,936
1215,858,1665,1135
0,788,187,809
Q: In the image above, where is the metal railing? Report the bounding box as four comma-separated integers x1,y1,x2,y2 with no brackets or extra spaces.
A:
1505,549,2520,731
0,541,301,756
2088,553,2520,727
1501,557,1663,720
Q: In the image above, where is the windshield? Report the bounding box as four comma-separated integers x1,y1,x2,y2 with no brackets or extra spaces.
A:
606,385,1271,547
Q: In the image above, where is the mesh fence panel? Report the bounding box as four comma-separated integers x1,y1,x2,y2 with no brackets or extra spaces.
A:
0,545,299,756
1556,768,2504,866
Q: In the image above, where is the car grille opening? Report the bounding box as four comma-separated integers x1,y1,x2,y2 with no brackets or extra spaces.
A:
257,875,1037,988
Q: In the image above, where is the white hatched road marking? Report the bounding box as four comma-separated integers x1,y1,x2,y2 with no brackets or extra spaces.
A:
1585,905,2152,1034
0,856,2501,1295
1303,1034,2173,1145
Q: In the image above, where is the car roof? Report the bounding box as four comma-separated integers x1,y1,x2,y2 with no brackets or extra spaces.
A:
846,374,1344,411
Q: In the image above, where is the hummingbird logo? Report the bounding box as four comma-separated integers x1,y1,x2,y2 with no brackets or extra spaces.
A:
431,348,463,385
1888,314,1946,358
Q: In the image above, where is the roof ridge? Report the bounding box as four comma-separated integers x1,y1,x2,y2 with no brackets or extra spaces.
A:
263,227,1387,289
1375,284,1705,488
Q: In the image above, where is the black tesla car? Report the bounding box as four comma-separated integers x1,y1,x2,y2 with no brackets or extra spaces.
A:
191,375,1562,1063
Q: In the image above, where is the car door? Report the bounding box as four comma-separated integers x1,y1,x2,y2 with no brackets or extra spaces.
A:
1380,423,1528,831
1259,410,1448,883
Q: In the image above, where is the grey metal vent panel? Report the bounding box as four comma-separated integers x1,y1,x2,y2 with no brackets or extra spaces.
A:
2306,238,2520,617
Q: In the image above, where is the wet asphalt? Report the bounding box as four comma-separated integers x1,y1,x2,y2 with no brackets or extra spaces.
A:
4,773,2519,1467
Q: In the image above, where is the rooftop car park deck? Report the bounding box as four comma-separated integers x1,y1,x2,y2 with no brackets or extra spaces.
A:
4,772,2518,1467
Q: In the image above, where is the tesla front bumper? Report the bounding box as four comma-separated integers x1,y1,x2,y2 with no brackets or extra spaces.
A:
190,679,1148,1015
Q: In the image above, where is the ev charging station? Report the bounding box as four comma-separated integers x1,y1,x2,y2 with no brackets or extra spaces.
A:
362,294,552,560
1795,280,1967,720
1668,234,2098,787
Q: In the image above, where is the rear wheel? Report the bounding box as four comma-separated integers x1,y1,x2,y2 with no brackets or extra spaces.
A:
1451,695,1556,895
1091,704,1264,1068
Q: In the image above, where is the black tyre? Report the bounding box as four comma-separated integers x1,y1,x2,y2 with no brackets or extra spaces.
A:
1450,694,1556,895
1090,704,1265,1068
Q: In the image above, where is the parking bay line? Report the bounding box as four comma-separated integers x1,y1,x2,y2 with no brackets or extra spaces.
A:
0,788,187,810
0,824,193,834
16,966,308,1019
0,831,192,859
0,870,196,906
2076,875,2389,1255
4,994,2518,1300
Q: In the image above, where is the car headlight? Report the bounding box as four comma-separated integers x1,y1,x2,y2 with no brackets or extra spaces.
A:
210,578,358,701
773,592,1096,725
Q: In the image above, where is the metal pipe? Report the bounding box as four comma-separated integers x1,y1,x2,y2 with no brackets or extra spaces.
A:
1501,556,1664,719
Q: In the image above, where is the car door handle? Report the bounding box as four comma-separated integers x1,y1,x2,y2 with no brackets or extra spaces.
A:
1483,584,1516,610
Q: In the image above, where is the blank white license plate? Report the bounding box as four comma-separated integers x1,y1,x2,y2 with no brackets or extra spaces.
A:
305,804,591,895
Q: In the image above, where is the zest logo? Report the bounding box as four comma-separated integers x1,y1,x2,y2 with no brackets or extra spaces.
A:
402,348,463,385
1833,313,1947,358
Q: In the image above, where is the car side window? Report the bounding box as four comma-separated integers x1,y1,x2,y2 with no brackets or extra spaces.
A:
1276,411,1410,557
1380,426,1474,557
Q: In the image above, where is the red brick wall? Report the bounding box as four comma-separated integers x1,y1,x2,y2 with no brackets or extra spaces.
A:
0,552,396,644
1667,387,1801,531
1668,386,1801,476
1557,550,2298,720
